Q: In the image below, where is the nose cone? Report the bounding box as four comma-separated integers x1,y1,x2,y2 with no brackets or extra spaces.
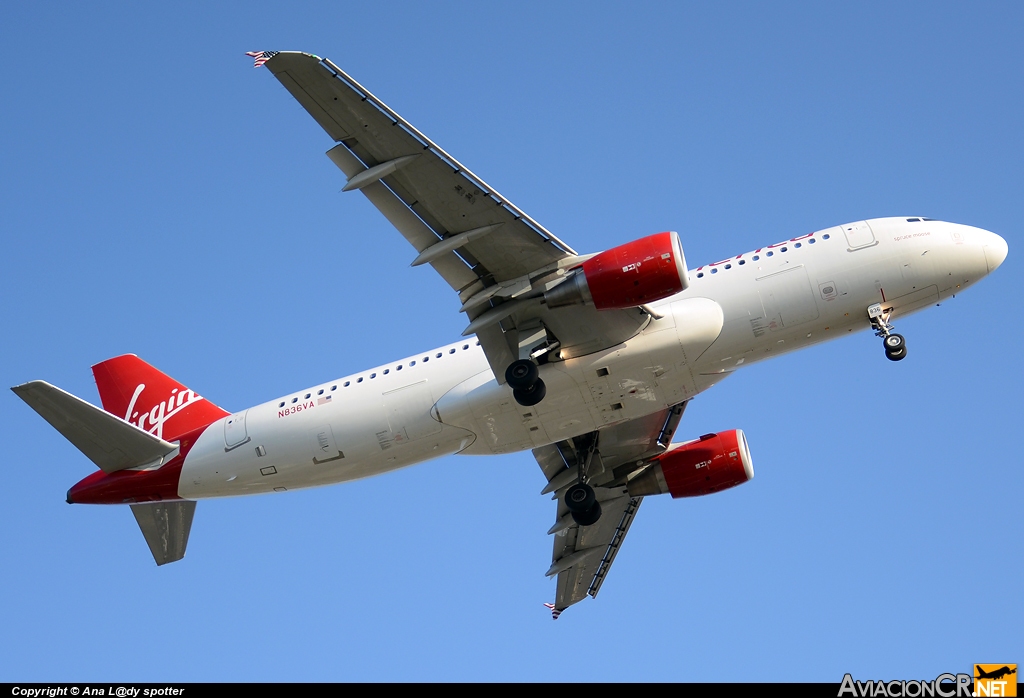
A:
982,230,1008,273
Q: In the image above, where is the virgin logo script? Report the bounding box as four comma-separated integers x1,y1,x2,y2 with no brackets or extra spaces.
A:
124,383,204,439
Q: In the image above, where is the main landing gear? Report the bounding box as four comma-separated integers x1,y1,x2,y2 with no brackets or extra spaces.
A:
868,303,907,362
506,359,546,406
562,436,602,526
506,359,601,526
564,482,602,526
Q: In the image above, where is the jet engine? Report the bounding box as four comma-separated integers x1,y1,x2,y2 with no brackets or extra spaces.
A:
545,231,689,310
627,429,753,498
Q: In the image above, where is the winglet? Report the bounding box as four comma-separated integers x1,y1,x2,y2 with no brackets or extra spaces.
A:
543,603,562,620
245,51,279,68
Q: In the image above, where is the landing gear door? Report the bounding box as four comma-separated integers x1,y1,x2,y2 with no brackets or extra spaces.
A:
842,221,877,251
224,410,250,451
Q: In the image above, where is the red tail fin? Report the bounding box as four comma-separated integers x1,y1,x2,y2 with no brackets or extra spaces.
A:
92,355,229,443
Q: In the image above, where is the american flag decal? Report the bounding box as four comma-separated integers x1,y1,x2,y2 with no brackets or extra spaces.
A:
245,51,279,68
543,603,561,619
317,395,332,406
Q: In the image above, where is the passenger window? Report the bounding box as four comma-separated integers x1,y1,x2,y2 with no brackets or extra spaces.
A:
697,272,704,278
753,255,760,261
291,398,298,404
462,344,468,350
823,234,831,240
794,243,801,248
370,373,376,379
725,264,731,269
331,385,337,391
738,260,745,265
781,247,788,252
436,353,442,358
410,361,416,366
809,238,816,244
279,402,285,408
396,365,403,371
423,356,429,362
383,369,389,375
318,389,324,395
357,377,363,383
711,268,718,274
304,393,311,399
344,381,350,387
449,349,455,354
766,251,774,257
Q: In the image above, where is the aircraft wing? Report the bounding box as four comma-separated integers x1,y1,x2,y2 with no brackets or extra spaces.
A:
535,402,687,616
261,52,652,378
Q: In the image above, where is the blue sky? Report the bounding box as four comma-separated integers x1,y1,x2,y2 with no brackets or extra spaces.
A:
2,1,1020,682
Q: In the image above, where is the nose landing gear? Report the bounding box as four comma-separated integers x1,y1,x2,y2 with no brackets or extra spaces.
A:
868,303,907,361
883,333,907,361
506,359,547,406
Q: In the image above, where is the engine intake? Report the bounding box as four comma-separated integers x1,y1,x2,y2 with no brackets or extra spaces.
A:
546,231,689,310
628,429,753,498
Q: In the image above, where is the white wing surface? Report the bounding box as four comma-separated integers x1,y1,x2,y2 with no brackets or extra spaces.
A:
536,402,687,615
261,52,653,378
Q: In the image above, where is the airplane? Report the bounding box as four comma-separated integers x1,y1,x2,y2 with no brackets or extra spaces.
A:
976,666,1017,681
12,50,1008,618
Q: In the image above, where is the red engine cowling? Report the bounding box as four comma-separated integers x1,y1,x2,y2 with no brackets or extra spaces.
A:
545,231,689,310
627,429,754,498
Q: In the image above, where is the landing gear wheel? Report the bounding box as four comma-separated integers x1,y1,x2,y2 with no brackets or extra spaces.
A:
571,501,602,527
885,347,907,361
884,334,905,352
883,333,907,361
512,379,546,406
564,482,596,513
505,360,539,390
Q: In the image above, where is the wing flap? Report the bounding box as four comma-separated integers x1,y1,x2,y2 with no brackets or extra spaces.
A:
12,381,177,474
553,490,641,607
324,143,479,293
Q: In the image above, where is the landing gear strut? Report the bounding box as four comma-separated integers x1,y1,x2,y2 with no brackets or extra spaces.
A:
868,303,907,362
562,436,602,526
506,359,546,406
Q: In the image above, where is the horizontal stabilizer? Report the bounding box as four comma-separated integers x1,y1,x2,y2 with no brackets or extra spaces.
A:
131,500,196,565
12,380,177,473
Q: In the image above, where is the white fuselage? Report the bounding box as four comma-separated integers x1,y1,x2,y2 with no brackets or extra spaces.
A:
178,218,1006,499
